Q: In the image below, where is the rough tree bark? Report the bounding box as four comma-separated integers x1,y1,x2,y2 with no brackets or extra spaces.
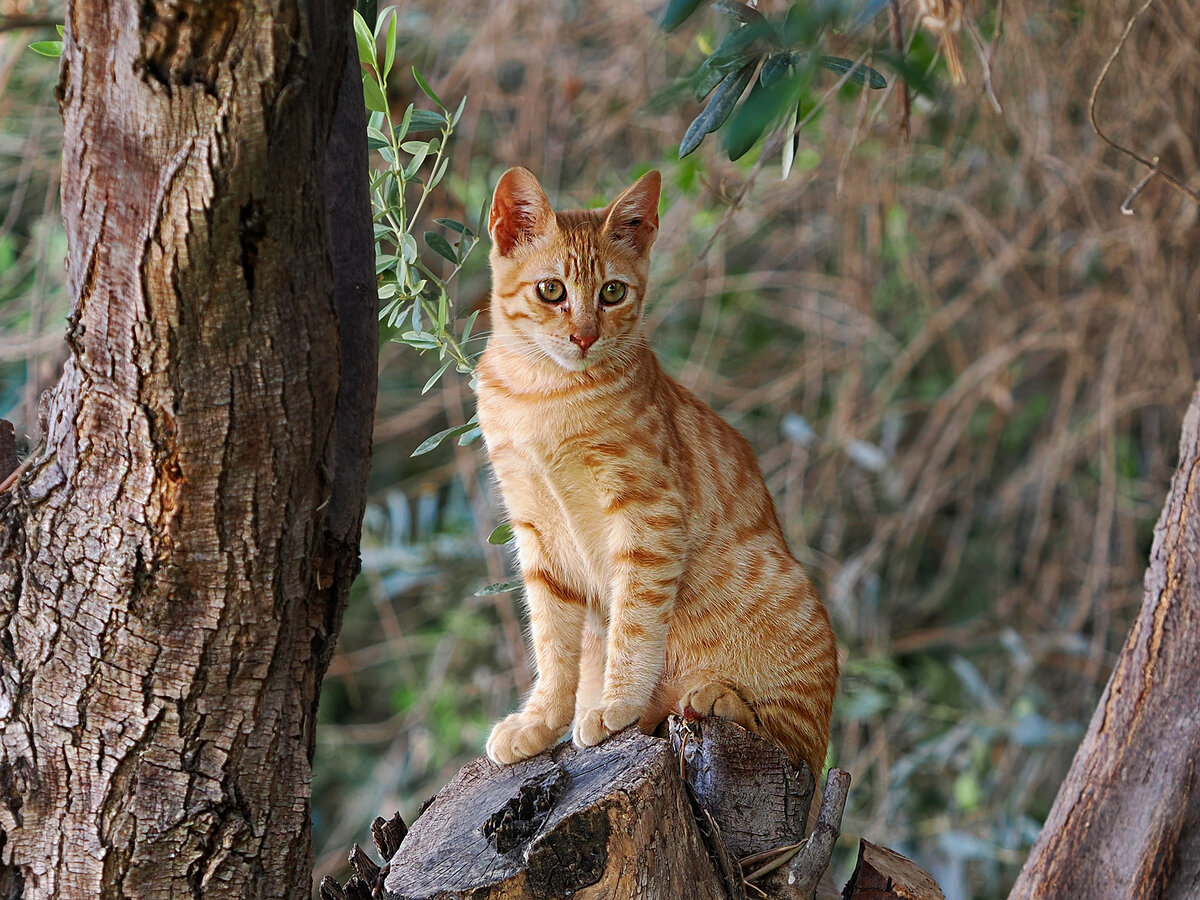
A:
0,2,376,898
1009,381,1200,897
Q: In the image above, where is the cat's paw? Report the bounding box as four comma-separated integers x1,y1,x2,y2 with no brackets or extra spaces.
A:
681,682,757,730
486,712,562,765
572,702,640,748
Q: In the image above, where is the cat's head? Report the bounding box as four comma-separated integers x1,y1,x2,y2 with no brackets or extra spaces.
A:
487,167,660,373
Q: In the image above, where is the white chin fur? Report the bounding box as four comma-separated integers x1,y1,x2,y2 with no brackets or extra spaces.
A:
541,342,593,372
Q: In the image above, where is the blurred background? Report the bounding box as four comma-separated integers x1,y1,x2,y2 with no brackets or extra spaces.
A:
2,1,1198,897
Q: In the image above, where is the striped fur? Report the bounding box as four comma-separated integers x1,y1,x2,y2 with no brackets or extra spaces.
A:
478,168,837,775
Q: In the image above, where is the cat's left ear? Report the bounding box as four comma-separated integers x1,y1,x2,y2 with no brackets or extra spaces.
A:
602,170,660,255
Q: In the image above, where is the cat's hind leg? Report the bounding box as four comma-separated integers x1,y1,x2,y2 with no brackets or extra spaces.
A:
680,681,760,731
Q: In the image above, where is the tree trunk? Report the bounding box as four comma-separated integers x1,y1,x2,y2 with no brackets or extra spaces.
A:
1008,381,1200,898
0,1,375,897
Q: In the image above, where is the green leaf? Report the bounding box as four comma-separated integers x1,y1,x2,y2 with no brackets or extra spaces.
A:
436,288,448,329
401,139,431,154
723,71,799,161
452,95,468,127
679,61,755,158
402,144,430,179
457,424,483,445
708,20,776,67
427,156,450,192
434,218,469,235
366,126,390,150
475,579,523,596
820,56,887,89
362,74,388,114
400,233,418,263
411,422,476,456
400,330,439,349
383,10,398,79
661,0,704,30
409,109,447,132
487,523,515,545
412,67,447,110
422,359,453,394
29,41,62,58
395,103,413,142
372,6,393,39
424,231,458,264
460,308,481,344
759,52,793,88
693,51,756,101
352,11,375,66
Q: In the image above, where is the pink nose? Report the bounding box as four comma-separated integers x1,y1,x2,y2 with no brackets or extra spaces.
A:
570,333,597,355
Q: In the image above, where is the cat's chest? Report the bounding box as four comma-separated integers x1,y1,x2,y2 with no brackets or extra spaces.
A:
480,398,632,585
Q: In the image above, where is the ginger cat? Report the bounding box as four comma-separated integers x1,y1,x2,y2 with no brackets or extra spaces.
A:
476,167,837,776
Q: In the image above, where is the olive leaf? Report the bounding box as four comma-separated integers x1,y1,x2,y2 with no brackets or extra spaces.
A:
680,61,757,158
487,523,516,545
819,56,887,89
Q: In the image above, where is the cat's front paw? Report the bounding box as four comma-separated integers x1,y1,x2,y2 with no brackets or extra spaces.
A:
486,712,562,765
572,702,640,748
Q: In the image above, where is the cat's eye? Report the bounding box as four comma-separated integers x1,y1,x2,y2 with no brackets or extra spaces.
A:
599,281,627,306
536,279,566,303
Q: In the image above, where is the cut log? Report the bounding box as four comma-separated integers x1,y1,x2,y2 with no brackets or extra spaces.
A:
384,728,727,899
843,840,946,900
376,717,892,900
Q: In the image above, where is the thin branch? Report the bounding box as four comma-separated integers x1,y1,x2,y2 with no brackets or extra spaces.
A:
889,0,911,141
1089,0,1200,208
1121,157,1160,215
965,4,1003,115
786,767,850,895
0,456,33,494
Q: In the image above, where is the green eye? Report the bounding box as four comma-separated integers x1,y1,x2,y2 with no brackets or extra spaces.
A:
535,279,565,303
600,281,627,306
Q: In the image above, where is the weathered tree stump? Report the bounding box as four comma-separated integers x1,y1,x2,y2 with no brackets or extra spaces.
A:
384,728,727,899
332,716,943,900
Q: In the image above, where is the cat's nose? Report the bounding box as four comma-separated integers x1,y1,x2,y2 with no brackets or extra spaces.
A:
570,332,598,355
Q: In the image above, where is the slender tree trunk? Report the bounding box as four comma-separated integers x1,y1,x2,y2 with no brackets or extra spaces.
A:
0,1,375,897
1009,382,1200,898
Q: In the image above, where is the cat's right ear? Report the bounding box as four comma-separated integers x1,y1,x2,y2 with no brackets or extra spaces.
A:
489,167,555,257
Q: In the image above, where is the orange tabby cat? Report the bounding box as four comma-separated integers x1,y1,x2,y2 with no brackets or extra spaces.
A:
477,167,837,776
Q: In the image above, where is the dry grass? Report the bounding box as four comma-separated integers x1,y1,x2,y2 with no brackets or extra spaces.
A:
1,1,1198,897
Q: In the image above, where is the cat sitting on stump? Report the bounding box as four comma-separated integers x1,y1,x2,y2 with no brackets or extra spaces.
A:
477,167,838,777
